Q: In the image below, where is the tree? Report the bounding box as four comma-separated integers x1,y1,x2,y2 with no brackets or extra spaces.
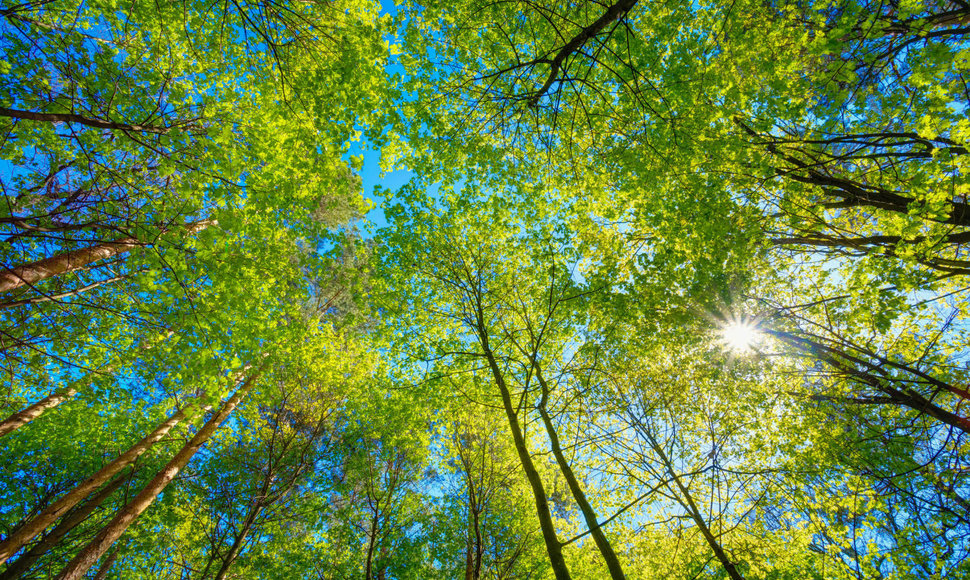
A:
0,0,390,575
4,0,970,576
378,183,660,578
392,1,970,574
185,372,344,580
426,397,553,580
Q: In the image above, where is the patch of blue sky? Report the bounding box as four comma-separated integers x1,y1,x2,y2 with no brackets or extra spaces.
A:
341,0,414,235
346,139,412,233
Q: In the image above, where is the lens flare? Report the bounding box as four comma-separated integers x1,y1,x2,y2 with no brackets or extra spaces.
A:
721,321,759,352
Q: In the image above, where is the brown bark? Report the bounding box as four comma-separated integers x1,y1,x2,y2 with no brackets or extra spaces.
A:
0,330,172,438
0,388,76,438
55,369,262,580
89,544,121,580
771,231,970,276
199,389,315,580
0,405,191,564
0,106,171,134
829,359,970,433
0,470,132,580
0,219,214,295
454,431,489,580
0,237,139,295
465,541,475,580
455,432,487,580
534,368,625,579
786,169,970,227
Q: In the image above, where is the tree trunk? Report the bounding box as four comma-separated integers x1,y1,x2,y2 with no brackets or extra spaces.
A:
0,331,173,439
470,494,483,580
0,219,213,294
54,369,262,580
472,512,483,580
0,237,139,295
464,540,474,580
211,451,306,580
0,405,191,564
0,106,171,134
90,544,121,580
534,368,626,579
646,432,744,580
455,434,486,580
463,483,481,580
365,499,380,580
476,324,570,580
213,504,263,580
0,469,132,580
0,388,76,438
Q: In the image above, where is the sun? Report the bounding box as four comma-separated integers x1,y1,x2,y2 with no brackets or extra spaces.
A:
721,321,759,352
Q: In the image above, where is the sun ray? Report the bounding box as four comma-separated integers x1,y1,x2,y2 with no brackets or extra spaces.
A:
721,321,759,353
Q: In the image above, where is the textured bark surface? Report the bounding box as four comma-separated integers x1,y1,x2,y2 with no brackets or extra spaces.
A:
55,370,261,580
0,406,190,564
0,238,139,294
0,388,76,438
0,219,214,294
0,470,131,580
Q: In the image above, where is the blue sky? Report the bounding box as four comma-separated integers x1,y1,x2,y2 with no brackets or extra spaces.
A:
348,143,411,233
345,0,413,233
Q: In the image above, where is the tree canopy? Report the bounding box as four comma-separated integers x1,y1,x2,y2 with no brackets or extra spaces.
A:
1,0,968,578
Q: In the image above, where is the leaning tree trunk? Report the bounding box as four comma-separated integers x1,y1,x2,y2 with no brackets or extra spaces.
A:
645,431,745,580
0,387,76,438
208,401,320,580
0,219,213,294
213,505,263,580
0,405,192,564
90,544,122,580
211,467,303,580
54,368,263,580
477,327,571,580
0,330,175,438
0,469,133,580
534,367,626,579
